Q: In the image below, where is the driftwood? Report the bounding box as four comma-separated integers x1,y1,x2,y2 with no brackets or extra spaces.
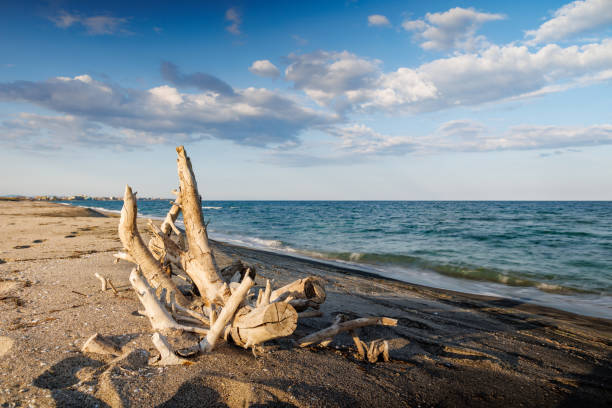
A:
271,276,326,311
175,146,227,305
199,268,255,352
350,330,390,362
230,301,298,348
82,333,121,356
117,185,189,307
298,316,398,347
94,273,119,294
94,273,108,292
151,333,191,366
129,268,207,335
109,145,397,366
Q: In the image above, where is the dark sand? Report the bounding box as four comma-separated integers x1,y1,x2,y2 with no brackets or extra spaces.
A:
0,200,610,407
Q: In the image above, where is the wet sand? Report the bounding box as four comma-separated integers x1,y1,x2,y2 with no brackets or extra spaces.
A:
0,200,611,407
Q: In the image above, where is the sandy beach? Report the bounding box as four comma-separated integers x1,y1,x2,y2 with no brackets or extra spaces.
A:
0,199,611,407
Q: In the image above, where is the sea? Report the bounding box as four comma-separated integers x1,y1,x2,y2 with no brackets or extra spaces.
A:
58,200,612,319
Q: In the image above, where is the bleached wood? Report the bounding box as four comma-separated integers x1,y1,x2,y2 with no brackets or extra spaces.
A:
176,146,226,305
261,279,271,306
94,273,108,291
129,268,207,335
113,251,135,263
366,339,390,363
199,269,256,352
298,316,398,347
160,196,182,235
168,292,210,326
271,277,326,309
350,330,366,360
147,200,181,249
229,301,298,348
82,333,121,356
118,185,189,307
255,289,263,307
147,219,184,270
151,333,191,366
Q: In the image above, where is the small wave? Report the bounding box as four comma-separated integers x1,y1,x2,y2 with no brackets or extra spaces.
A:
203,206,222,210
295,250,596,295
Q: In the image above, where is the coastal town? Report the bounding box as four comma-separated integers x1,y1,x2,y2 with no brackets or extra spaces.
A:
2,195,168,201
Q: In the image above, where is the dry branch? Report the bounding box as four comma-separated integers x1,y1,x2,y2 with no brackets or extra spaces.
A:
94,273,108,292
130,268,207,335
175,146,227,305
271,276,326,311
199,268,256,352
298,316,398,347
151,333,192,366
118,185,189,307
366,339,390,363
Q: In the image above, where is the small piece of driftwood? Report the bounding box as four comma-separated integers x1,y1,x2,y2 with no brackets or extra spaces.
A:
298,316,397,347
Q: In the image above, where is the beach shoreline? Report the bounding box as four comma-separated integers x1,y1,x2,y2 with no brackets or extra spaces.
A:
1,200,611,407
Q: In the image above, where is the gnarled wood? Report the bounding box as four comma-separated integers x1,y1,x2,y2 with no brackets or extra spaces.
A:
298,316,397,347
199,268,256,352
271,277,326,310
147,219,185,273
130,268,207,335
118,185,189,307
151,333,192,366
366,339,390,363
230,301,298,348
176,146,226,305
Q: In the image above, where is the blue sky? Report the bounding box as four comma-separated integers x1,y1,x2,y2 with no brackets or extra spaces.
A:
1,0,611,199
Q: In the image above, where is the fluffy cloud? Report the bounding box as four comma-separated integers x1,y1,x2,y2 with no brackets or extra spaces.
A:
285,51,381,110
283,39,612,113
526,0,612,45
249,60,281,78
49,11,130,35
225,8,242,35
368,15,391,27
402,7,504,51
0,71,336,150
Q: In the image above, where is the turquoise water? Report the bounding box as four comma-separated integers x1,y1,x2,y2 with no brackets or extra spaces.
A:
60,200,612,319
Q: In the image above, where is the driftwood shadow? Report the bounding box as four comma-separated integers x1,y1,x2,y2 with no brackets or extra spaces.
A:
33,355,109,408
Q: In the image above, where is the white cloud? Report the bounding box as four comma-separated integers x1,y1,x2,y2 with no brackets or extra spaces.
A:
0,113,175,152
285,51,381,110
526,0,612,45
327,124,416,155
283,39,612,113
225,8,242,35
368,15,391,27
0,72,337,151
49,11,130,35
268,120,612,166
427,121,612,152
249,60,281,78
402,7,505,51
